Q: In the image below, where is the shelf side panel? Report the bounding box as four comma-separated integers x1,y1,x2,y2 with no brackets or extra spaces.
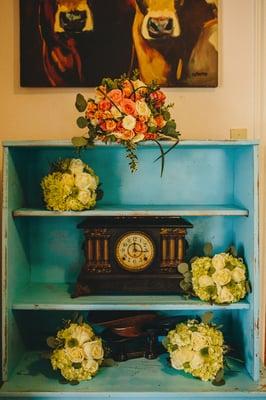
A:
1,149,31,381
233,145,259,380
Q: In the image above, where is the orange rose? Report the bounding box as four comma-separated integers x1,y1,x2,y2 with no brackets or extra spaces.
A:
122,80,134,98
99,121,108,131
102,111,113,119
150,90,166,108
105,119,117,132
154,115,166,129
85,101,97,119
108,89,123,104
120,99,136,116
98,99,111,112
144,132,159,140
120,130,135,141
134,120,148,134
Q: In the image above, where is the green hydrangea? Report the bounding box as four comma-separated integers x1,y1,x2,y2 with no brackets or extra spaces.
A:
167,320,224,382
41,158,100,211
191,253,247,304
50,322,104,383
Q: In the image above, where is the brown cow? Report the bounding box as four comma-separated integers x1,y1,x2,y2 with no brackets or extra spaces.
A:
38,0,135,86
132,0,218,86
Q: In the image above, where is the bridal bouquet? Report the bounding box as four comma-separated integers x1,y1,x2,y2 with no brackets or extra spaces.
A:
166,318,225,382
41,158,102,211
47,320,104,383
73,70,180,175
191,252,248,304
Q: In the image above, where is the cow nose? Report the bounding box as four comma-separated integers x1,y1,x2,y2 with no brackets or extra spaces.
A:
147,17,174,38
59,11,87,33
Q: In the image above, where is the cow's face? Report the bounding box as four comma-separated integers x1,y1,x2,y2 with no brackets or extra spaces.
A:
54,0,93,33
136,0,183,40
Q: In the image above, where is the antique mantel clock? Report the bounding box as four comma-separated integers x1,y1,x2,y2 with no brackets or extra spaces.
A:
73,216,193,297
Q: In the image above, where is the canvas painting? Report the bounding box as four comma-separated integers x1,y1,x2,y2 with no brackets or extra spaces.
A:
20,0,218,87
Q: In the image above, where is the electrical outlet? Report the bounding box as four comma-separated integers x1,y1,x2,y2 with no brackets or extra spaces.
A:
230,128,247,140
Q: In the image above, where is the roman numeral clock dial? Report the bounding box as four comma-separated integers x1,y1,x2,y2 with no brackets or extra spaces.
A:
115,232,155,271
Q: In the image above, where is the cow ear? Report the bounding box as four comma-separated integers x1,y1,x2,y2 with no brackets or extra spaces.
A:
135,0,148,15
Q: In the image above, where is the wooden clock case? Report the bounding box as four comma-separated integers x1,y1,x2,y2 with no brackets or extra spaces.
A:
73,216,193,297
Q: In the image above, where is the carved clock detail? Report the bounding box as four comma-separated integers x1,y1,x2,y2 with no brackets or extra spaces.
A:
72,216,193,297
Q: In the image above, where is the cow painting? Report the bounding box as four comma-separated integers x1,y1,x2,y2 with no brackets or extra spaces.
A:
20,0,218,87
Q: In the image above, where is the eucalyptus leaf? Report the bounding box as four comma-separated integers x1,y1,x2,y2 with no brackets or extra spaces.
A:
203,242,213,257
180,280,191,292
227,245,237,257
177,263,189,275
245,280,252,293
102,358,117,367
212,368,225,386
77,314,84,324
72,136,88,148
201,311,214,325
77,116,88,129
46,336,59,349
75,93,87,112
183,271,192,283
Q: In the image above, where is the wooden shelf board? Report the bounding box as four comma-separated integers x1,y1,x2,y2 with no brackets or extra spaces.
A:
0,352,265,398
12,283,250,311
13,205,249,217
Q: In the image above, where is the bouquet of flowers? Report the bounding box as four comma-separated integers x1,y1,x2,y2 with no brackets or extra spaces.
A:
72,70,180,175
47,320,104,383
41,158,102,211
166,318,225,382
191,252,248,304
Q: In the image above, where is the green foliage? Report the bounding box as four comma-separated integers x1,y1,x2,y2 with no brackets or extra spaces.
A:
77,116,88,129
75,94,87,112
203,242,213,257
201,311,214,325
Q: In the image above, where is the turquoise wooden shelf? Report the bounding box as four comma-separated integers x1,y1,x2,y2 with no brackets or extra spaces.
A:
1,352,266,399
12,283,250,311
13,204,249,217
1,140,261,399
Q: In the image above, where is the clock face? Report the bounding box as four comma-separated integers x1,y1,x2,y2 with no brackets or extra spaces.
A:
115,231,155,272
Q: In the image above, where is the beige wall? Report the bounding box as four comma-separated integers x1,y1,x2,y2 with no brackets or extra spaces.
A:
0,0,265,351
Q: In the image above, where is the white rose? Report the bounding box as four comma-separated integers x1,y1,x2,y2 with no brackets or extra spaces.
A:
217,286,235,303
170,332,186,347
75,172,97,191
135,100,151,118
70,325,94,345
83,340,104,360
69,159,84,175
190,353,204,370
191,332,209,351
212,253,226,270
110,106,122,119
82,357,99,374
122,115,136,130
212,268,231,286
133,79,146,91
60,173,75,194
198,275,214,288
64,347,85,363
231,267,246,283
170,348,194,370
77,190,93,205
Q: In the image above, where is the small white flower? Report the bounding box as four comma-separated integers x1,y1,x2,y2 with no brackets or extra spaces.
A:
212,268,231,286
83,340,104,360
191,332,209,351
212,253,226,270
190,353,204,370
77,190,92,205
110,106,122,119
133,79,146,90
135,100,151,118
75,172,97,191
122,115,136,130
198,275,214,288
217,286,235,303
171,348,194,370
231,267,246,283
69,159,84,175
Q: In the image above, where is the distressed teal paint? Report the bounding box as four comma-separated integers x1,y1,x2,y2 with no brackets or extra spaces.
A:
1,140,262,399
